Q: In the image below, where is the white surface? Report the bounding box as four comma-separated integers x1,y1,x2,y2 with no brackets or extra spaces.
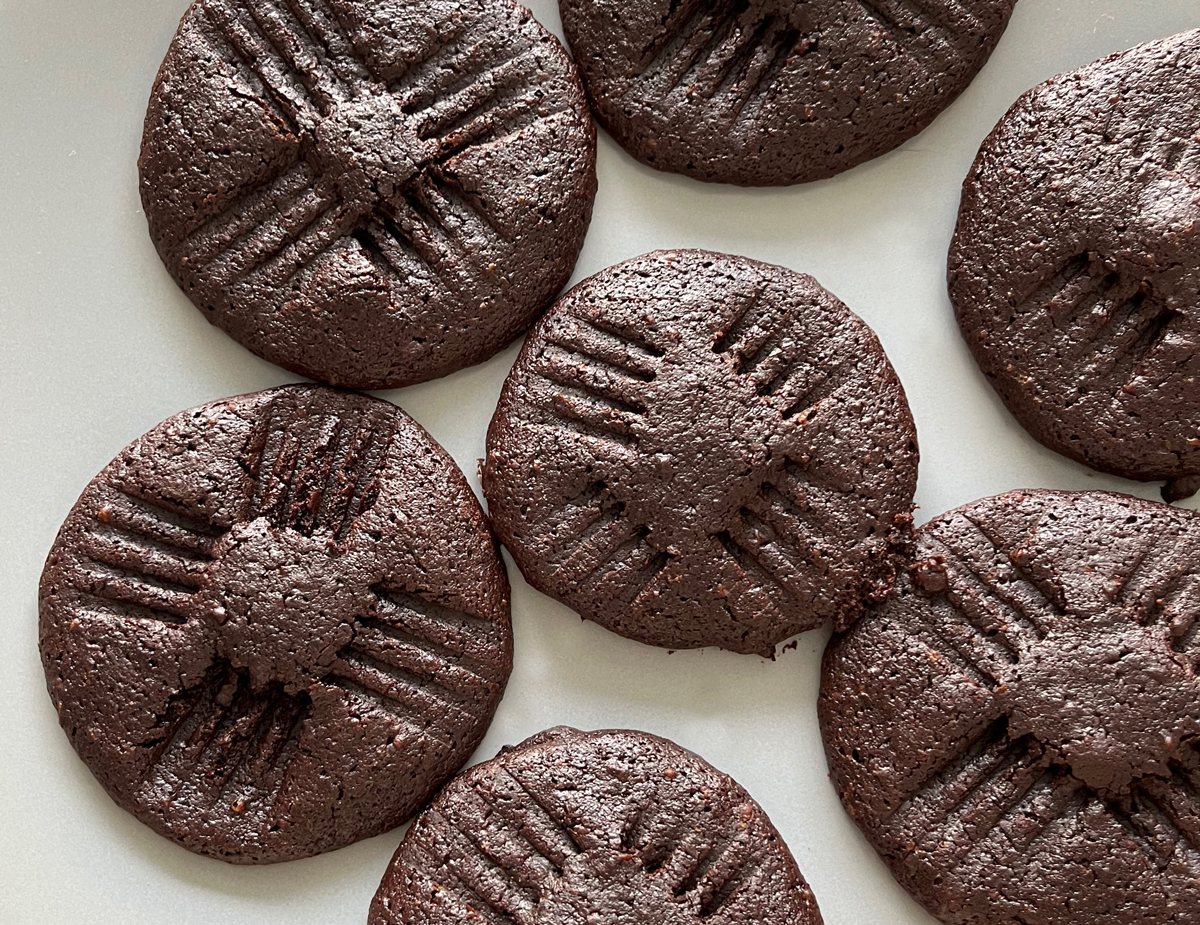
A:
3,1,1200,922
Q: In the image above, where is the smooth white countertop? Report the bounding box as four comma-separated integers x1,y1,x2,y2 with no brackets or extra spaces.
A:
3,1,1199,921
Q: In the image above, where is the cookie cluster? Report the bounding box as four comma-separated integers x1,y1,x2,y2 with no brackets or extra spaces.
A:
35,2,1200,924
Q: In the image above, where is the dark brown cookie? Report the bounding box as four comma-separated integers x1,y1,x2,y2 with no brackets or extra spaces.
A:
139,0,596,389
369,726,823,925
38,385,512,863
484,250,918,656
558,0,1016,186
949,31,1200,501
820,489,1200,925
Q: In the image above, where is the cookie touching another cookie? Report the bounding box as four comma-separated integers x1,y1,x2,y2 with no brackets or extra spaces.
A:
821,489,1200,925
370,726,823,925
39,385,512,863
559,0,1017,185
485,250,918,656
950,30,1200,500
140,0,596,389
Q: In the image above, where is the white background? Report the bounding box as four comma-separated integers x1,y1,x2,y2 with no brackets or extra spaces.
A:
3,1,1200,922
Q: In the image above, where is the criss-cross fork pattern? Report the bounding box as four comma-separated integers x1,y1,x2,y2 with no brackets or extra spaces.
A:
60,396,505,822
173,0,569,296
636,0,806,127
850,0,980,62
711,292,860,610
879,722,1200,883
404,763,769,923
520,289,870,617
631,0,981,127
242,392,397,537
1014,251,1181,398
883,512,1200,881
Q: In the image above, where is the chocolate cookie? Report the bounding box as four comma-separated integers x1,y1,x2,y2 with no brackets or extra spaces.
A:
38,385,511,863
139,0,596,389
484,250,918,656
370,726,823,925
558,0,1016,186
820,489,1200,925
949,31,1200,501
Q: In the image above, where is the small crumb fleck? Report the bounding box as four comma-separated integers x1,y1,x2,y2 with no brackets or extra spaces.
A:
911,556,948,595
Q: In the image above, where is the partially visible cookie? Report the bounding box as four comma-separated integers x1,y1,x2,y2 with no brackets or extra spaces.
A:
39,385,512,863
821,489,1200,925
139,0,596,389
558,0,1016,185
484,250,918,656
949,31,1200,500
370,726,823,925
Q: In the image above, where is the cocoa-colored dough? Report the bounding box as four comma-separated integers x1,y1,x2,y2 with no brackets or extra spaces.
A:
39,385,511,863
139,0,596,389
484,250,918,656
949,31,1200,501
559,0,1016,185
370,726,824,925
821,489,1200,925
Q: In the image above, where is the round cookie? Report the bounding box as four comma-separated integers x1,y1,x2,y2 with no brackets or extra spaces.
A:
558,0,1016,186
484,250,918,656
949,31,1200,501
139,0,596,389
369,726,824,925
39,385,512,863
820,489,1200,925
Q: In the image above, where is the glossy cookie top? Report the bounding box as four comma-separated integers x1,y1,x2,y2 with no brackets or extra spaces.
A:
39,385,511,863
139,0,596,389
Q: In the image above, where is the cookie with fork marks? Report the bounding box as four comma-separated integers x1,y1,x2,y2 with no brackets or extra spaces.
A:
139,0,596,389
369,726,824,925
821,489,1200,925
950,31,1200,500
484,250,918,656
558,0,1016,185
38,385,511,862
